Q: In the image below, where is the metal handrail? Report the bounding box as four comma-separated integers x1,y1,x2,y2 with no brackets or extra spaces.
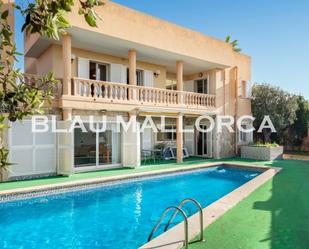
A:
147,206,189,249
164,198,204,242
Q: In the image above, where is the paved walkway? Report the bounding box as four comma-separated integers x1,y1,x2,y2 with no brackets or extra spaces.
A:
284,153,309,161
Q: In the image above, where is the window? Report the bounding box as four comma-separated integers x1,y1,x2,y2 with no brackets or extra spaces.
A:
126,68,144,86
157,125,177,141
166,79,177,90
239,124,254,143
239,124,247,143
195,79,208,94
136,70,144,86
89,61,109,81
166,85,177,90
74,123,121,167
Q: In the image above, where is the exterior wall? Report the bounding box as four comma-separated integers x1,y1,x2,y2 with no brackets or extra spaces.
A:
213,126,235,159
25,45,57,76
238,98,252,117
63,1,249,68
27,45,167,89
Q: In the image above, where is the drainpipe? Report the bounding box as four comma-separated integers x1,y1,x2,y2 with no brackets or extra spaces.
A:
234,66,239,156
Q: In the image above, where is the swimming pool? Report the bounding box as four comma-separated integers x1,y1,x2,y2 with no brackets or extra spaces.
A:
0,166,261,249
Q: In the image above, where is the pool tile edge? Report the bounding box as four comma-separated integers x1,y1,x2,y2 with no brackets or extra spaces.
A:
0,162,221,200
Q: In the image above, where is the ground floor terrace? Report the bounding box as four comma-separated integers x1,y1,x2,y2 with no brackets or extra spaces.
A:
4,113,253,180
0,158,308,249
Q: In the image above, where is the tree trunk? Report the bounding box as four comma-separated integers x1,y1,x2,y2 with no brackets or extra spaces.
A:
0,168,8,182
0,168,3,182
263,129,271,143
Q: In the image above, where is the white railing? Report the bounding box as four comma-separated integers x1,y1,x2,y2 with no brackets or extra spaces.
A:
72,77,216,109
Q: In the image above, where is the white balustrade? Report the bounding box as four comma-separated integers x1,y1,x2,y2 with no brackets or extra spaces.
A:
71,77,216,109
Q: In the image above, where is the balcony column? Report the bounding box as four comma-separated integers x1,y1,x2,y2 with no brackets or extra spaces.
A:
128,49,137,100
63,108,72,121
176,61,184,91
176,114,184,163
129,49,137,85
176,61,184,105
62,33,72,95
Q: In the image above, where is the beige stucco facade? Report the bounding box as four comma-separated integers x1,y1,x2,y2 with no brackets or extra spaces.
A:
18,0,253,177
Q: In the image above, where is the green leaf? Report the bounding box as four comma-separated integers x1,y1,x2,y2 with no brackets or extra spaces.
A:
225,35,231,43
1,10,9,19
85,13,97,27
21,14,31,32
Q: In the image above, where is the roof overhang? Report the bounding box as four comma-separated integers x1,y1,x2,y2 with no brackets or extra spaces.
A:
24,1,252,75
25,27,229,75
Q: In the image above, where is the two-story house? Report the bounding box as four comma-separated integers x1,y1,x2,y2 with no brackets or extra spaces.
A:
5,1,253,179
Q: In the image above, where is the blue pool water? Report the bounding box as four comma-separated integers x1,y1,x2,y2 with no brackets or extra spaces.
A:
0,166,260,249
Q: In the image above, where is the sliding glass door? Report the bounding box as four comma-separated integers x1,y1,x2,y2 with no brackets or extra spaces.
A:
74,124,96,167
74,123,121,169
195,125,212,158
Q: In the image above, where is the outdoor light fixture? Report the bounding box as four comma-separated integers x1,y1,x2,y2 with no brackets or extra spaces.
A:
154,70,161,78
71,54,76,63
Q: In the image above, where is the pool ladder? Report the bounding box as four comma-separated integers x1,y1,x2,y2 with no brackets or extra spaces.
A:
147,198,204,249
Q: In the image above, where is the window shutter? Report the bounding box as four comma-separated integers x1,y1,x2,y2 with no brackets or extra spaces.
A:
184,80,194,92
184,126,195,155
143,70,154,87
77,58,90,79
206,131,213,158
110,63,126,83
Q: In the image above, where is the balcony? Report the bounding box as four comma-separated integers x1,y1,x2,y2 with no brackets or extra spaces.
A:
71,78,216,110
24,74,216,113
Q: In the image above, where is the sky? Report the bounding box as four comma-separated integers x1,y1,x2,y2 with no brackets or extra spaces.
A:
14,0,309,99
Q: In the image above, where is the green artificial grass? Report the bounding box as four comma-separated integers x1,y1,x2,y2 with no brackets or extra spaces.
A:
189,159,309,249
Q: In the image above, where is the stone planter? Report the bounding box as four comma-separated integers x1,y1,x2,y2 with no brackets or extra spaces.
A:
241,145,283,161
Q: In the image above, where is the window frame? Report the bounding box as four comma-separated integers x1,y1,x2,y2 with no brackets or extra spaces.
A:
126,68,144,86
195,78,209,94
89,61,110,81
